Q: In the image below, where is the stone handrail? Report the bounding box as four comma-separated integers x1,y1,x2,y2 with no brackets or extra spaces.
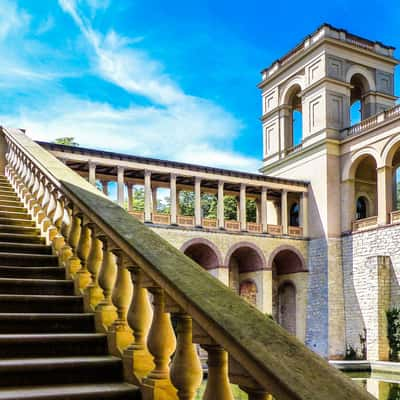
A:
1,127,374,400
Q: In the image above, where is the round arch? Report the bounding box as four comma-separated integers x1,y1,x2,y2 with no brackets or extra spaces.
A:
268,245,307,275
342,147,381,181
224,242,267,272
345,65,376,92
181,238,223,270
381,133,400,167
280,76,305,106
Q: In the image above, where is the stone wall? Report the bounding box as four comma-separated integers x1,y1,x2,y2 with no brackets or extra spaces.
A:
342,225,400,360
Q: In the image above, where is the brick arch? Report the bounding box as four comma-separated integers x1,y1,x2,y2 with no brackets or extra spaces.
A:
268,245,307,275
225,241,267,272
180,238,223,270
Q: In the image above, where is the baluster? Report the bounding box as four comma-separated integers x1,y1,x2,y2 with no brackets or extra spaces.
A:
49,193,65,252
74,216,92,292
239,387,272,400
83,225,104,311
142,286,177,399
65,207,82,279
40,183,56,237
95,237,117,332
170,314,203,400
34,175,46,224
59,203,74,267
123,266,154,385
108,250,133,356
201,345,234,400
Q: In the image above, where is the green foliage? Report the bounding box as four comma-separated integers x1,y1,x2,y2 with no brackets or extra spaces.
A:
53,137,79,146
179,191,195,216
246,199,257,223
387,308,400,361
224,195,237,220
132,187,145,212
389,383,400,400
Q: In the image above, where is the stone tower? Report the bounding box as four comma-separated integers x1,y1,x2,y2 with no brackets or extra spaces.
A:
258,24,398,358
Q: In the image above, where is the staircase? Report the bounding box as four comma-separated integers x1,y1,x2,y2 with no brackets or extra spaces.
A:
0,175,140,399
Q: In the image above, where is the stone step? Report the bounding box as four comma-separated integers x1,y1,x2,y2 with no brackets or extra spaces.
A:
0,210,31,220
0,294,83,313
0,242,52,254
0,194,19,202
0,383,140,400
0,313,94,333
0,204,27,213
0,356,123,387
0,190,17,198
0,277,74,295
0,233,45,244
0,199,24,207
0,266,65,280
0,225,40,235
0,217,35,227
0,252,59,267
0,333,108,358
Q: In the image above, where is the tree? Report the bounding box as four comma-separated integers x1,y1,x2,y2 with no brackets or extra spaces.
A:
179,191,195,216
132,187,145,211
53,137,79,146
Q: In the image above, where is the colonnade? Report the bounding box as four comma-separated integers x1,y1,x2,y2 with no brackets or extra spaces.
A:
87,163,309,237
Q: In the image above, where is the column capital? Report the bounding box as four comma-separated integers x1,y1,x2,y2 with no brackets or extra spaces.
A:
117,166,124,172
261,186,268,193
88,160,96,167
144,169,152,177
195,176,202,184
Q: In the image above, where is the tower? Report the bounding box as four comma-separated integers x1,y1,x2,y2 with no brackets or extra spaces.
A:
258,24,398,358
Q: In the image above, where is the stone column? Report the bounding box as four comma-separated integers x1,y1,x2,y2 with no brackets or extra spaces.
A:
281,190,288,234
127,183,133,212
377,165,392,225
341,179,355,232
101,180,109,196
117,167,125,207
170,174,177,225
88,161,96,186
152,187,158,215
144,170,152,223
195,177,202,227
240,184,247,231
217,181,224,229
300,191,309,236
261,187,268,233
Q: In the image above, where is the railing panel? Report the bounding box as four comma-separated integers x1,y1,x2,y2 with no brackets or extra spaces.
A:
391,210,400,225
3,127,375,400
247,222,261,233
152,213,171,225
130,211,145,222
267,224,282,235
202,218,217,229
352,216,378,232
177,215,194,227
288,226,303,237
225,220,240,231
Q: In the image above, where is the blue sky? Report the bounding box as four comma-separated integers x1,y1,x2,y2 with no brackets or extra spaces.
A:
0,0,399,173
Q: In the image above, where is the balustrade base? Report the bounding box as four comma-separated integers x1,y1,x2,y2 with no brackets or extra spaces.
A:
107,323,134,357
83,285,104,312
141,378,178,400
74,269,91,294
94,302,117,332
123,346,155,386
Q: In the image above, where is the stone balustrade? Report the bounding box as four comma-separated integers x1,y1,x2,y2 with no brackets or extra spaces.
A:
391,210,400,225
1,126,374,400
352,216,379,232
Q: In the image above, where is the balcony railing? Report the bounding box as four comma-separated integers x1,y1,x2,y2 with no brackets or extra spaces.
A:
289,226,303,236
177,215,194,226
391,210,400,225
341,104,400,139
2,127,373,399
352,216,378,232
225,220,240,231
202,218,217,229
129,210,144,222
267,224,283,235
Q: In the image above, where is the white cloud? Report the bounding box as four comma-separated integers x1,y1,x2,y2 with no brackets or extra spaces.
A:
36,15,55,35
0,94,259,172
0,1,30,41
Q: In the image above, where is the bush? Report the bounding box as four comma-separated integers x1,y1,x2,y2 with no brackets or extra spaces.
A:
387,308,400,361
